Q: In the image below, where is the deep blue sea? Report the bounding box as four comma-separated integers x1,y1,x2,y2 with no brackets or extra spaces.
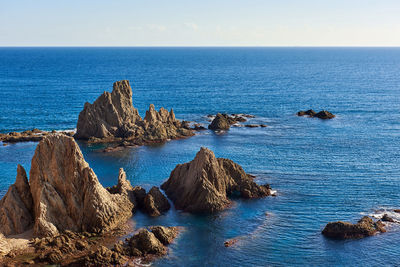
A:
1,47,400,266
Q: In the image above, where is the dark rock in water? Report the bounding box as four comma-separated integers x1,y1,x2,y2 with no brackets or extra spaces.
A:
161,147,272,213
260,124,268,127
297,109,316,117
224,238,238,247
245,124,259,128
0,134,135,237
394,209,400,213
322,216,386,239
382,214,395,222
75,80,194,144
297,109,335,119
0,165,34,236
208,113,258,130
132,186,147,209
314,110,335,119
192,123,207,130
143,187,171,217
208,113,231,130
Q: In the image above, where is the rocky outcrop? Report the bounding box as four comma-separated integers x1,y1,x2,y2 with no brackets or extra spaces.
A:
0,129,74,143
0,165,33,236
208,113,231,130
297,109,335,119
0,134,135,237
322,216,386,239
74,80,193,145
208,113,263,130
161,147,272,213
143,187,171,217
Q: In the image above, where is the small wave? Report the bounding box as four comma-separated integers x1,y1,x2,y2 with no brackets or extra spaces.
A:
367,207,400,224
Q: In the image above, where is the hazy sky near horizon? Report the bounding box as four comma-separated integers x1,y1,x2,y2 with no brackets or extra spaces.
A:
1,0,400,46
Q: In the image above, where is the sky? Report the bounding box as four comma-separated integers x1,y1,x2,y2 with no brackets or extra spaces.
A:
0,0,400,46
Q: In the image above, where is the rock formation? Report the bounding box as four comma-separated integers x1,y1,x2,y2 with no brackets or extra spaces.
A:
143,187,171,217
208,113,231,130
322,216,386,239
0,129,74,143
208,113,264,130
0,134,135,237
161,147,272,213
74,80,193,145
297,109,335,119
0,165,33,236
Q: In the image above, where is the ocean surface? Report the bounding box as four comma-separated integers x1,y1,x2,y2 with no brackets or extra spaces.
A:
1,47,400,266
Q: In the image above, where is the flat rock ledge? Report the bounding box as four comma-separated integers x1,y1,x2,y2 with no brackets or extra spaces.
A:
0,129,74,143
74,80,194,146
297,109,335,119
322,216,386,239
161,147,273,213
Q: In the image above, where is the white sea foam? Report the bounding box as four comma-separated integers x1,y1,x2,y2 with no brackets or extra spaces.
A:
367,207,400,224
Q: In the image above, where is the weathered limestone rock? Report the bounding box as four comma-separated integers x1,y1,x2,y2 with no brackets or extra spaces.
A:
0,130,74,143
75,80,141,140
208,113,259,130
0,134,135,238
149,226,179,245
161,147,272,213
143,187,171,217
0,165,33,236
322,216,386,239
75,80,194,144
29,134,134,237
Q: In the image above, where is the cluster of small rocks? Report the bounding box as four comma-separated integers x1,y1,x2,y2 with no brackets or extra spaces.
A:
0,129,73,143
207,113,266,130
297,109,335,119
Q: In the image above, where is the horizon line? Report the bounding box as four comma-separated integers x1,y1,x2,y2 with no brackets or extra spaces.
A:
1,45,400,48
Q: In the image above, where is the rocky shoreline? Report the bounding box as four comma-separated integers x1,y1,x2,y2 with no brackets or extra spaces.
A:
0,134,274,265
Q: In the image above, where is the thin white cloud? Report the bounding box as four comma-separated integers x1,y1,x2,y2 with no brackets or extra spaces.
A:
147,24,167,31
184,22,199,31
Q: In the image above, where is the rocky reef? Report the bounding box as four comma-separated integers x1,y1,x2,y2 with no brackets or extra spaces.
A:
74,80,193,145
0,134,179,265
0,129,74,143
322,216,386,239
297,109,335,119
161,147,273,213
208,113,266,130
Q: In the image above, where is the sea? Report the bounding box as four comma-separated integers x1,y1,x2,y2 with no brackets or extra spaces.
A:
0,47,400,266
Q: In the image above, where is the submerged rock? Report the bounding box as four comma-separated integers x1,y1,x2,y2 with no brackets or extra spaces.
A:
75,80,193,144
161,147,272,213
381,214,395,222
322,216,386,239
297,109,335,119
0,134,135,237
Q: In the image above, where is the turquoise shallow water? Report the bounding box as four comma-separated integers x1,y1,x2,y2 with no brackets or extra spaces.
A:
1,47,400,266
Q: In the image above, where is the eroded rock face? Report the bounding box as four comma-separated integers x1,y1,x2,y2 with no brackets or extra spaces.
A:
75,80,194,144
322,216,386,239
0,165,33,236
75,80,141,140
161,147,272,213
29,134,134,237
0,134,135,238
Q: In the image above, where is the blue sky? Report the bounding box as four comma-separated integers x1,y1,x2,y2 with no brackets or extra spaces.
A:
0,0,399,46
